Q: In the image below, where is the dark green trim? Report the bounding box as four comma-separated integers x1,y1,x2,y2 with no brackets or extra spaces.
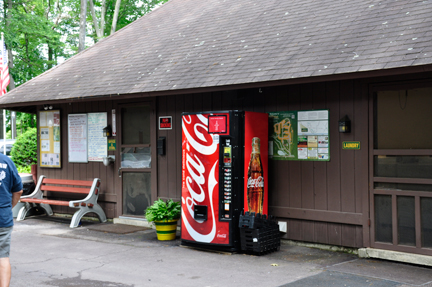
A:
156,230,176,234
154,221,178,226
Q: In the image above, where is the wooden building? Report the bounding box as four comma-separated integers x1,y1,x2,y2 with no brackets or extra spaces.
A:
1,0,432,257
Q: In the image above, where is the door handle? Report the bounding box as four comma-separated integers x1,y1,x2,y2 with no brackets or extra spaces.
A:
118,167,122,177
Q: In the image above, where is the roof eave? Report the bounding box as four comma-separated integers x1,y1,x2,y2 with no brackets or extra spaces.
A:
1,64,431,112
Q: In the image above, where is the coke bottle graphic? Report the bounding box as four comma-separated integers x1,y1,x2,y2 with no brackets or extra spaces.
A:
247,137,264,214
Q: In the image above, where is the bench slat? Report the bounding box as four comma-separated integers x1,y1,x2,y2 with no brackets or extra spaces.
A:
41,186,90,194
42,178,94,187
20,198,70,206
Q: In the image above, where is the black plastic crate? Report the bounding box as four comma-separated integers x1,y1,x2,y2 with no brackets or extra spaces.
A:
239,212,281,255
239,212,266,229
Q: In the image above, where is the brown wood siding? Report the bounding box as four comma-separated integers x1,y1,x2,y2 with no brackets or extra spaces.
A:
36,99,123,219
156,79,369,248
34,80,367,247
29,71,432,249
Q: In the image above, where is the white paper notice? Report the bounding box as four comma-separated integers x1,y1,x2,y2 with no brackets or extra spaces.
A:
47,112,54,127
41,128,49,140
39,112,47,127
54,142,61,154
41,140,50,152
318,136,329,147
68,114,88,163
308,148,318,159
298,148,307,159
298,120,328,136
88,113,107,161
112,109,117,136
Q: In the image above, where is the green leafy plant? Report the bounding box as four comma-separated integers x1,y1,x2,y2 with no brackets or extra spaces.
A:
16,165,31,173
145,199,181,222
10,128,37,170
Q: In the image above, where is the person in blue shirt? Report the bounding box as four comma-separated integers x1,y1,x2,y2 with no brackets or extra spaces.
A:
0,154,23,287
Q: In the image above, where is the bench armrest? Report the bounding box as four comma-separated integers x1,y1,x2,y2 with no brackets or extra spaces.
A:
68,178,101,207
19,175,46,201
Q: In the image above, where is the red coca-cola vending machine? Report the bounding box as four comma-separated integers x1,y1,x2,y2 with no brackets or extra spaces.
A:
181,110,268,251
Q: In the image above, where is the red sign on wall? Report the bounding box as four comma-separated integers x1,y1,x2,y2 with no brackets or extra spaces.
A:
159,116,172,130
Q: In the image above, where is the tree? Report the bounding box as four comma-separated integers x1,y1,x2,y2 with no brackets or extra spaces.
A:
88,0,169,41
1,0,170,82
1,0,71,86
10,127,37,173
4,111,36,138
78,0,86,52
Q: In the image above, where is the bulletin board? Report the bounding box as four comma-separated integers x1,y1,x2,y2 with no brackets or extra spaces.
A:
268,110,330,161
87,112,107,161
39,110,61,168
68,114,88,163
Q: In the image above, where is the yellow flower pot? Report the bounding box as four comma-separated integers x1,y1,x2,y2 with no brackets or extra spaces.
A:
154,219,178,240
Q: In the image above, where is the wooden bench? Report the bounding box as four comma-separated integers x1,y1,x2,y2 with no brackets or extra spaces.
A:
17,175,107,228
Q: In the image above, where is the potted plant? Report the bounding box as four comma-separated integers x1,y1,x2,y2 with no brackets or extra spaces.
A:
145,199,181,240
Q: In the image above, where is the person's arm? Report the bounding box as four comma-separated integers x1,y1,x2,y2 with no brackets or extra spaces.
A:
12,190,23,208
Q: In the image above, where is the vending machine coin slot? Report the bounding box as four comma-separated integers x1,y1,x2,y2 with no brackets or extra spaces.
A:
194,205,208,221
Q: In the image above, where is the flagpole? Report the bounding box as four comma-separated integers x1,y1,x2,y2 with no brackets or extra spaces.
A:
1,32,6,155
1,32,4,155
2,110,5,155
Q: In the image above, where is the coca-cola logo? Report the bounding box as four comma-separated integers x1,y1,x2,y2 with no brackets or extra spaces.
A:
217,233,227,239
181,114,218,243
247,176,264,188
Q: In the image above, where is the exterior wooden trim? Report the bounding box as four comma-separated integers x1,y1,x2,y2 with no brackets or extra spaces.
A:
374,149,432,155
372,242,432,257
270,207,363,225
368,89,375,247
369,78,432,255
374,189,432,198
115,99,157,217
374,177,432,185
98,193,117,203
4,66,432,114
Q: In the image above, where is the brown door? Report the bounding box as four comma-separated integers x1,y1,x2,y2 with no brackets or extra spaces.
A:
118,102,157,217
370,86,432,255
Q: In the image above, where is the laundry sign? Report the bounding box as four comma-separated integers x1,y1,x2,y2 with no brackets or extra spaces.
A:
342,141,360,150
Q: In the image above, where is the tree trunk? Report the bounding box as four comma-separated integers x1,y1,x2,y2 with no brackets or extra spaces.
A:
111,0,121,35
6,0,14,90
79,0,87,52
89,0,102,39
48,46,53,69
6,0,16,139
6,0,15,90
101,0,106,36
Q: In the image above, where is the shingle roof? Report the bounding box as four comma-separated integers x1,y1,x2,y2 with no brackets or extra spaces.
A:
1,0,432,106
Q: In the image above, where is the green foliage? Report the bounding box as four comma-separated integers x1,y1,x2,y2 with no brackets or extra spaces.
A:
10,128,37,168
16,165,31,173
2,0,70,86
5,111,36,138
0,0,170,88
145,199,181,222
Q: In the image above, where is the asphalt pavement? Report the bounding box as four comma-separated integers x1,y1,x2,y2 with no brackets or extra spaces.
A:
9,216,432,287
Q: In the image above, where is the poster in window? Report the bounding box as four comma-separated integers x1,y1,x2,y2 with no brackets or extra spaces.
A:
39,110,61,168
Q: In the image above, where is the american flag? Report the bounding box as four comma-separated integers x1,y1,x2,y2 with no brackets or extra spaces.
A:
0,33,9,96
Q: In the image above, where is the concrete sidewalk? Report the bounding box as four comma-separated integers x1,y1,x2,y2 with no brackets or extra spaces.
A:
10,216,432,287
